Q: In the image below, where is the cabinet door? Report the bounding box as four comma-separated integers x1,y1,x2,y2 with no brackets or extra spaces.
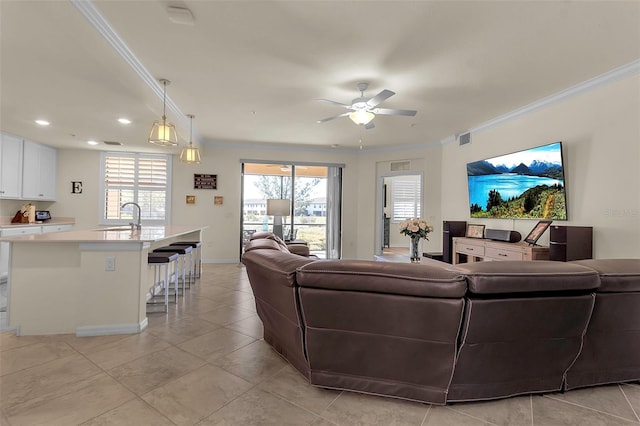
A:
0,133,23,198
38,144,57,200
21,140,41,199
21,140,57,200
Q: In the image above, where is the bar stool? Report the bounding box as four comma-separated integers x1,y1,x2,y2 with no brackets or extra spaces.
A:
153,245,193,293
170,241,202,279
147,252,179,312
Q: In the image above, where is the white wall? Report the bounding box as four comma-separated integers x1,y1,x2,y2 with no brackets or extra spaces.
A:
441,74,640,258
28,73,640,262
54,144,359,262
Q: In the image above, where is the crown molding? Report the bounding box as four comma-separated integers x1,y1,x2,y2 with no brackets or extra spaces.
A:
467,59,640,137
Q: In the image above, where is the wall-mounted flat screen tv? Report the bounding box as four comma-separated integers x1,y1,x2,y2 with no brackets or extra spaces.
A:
466,141,567,220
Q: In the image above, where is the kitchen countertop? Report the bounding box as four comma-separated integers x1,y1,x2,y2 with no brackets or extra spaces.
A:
0,225,205,243
0,216,76,228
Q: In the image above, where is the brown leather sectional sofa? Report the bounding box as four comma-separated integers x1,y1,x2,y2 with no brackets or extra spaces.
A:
241,236,640,404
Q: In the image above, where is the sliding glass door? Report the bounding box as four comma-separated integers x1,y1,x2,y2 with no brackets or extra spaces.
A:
241,162,342,259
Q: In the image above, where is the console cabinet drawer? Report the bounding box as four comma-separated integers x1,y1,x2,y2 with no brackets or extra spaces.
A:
457,242,485,257
485,247,523,261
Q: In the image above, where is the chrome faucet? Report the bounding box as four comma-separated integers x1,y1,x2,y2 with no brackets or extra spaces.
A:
121,202,142,231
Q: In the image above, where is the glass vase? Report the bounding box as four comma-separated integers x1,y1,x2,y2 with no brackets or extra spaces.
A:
410,236,421,263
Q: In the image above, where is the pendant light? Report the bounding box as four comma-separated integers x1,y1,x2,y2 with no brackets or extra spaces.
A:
180,114,201,164
148,79,178,146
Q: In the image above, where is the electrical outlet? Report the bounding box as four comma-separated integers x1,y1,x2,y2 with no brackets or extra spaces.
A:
105,256,116,272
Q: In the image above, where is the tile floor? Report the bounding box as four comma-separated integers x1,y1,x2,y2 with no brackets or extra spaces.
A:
0,263,638,425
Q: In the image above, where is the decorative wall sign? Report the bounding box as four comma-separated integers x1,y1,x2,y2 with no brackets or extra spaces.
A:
214,196,224,205
186,195,196,204
71,181,83,194
194,174,217,189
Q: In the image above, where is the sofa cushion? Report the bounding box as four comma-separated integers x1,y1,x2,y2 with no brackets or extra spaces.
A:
572,259,640,292
297,260,467,298
244,238,290,253
453,261,600,294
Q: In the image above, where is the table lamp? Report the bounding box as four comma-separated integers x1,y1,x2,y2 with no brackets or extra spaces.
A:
266,198,290,240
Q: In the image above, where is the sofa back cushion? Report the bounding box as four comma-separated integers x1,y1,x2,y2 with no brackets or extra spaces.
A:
297,260,467,298
244,238,290,254
453,260,600,294
572,259,640,292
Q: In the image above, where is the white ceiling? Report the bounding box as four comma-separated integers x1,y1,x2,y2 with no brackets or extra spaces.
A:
1,0,639,153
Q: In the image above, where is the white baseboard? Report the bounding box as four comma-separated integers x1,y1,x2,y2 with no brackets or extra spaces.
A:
76,317,148,337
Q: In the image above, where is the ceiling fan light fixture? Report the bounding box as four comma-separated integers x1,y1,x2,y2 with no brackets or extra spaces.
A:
349,110,375,125
149,79,178,147
180,114,201,164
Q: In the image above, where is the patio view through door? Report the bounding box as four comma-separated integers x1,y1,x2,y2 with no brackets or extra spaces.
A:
241,162,343,259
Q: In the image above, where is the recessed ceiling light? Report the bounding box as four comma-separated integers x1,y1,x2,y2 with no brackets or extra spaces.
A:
35,119,50,126
87,140,99,146
117,118,131,124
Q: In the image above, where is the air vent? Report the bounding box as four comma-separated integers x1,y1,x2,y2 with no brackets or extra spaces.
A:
103,141,123,146
390,161,410,172
459,132,471,146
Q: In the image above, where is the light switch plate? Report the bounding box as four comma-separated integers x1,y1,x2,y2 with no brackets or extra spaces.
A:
105,256,116,272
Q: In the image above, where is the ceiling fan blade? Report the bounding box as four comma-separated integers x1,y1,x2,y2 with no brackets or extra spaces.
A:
364,122,375,130
366,89,395,108
372,108,417,116
317,112,350,123
317,99,352,109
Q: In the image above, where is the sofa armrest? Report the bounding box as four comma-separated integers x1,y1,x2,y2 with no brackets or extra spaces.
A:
297,260,467,298
453,261,600,294
242,249,314,287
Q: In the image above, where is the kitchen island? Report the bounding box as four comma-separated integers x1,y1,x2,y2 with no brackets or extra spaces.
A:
1,225,205,336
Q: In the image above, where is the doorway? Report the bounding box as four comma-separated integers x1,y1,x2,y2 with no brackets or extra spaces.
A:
377,173,423,257
241,162,343,259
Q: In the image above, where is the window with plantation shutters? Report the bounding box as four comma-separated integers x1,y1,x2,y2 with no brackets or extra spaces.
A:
100,152,171,225
391,175,421,222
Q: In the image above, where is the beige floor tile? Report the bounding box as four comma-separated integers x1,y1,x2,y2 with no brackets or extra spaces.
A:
0,340,76,376
194,305,256,326
1,409,10,425
1,353,102,411
545,384,638,422
80,398,175,426
0,332,52,352
107,346,205,395
81,332,171,370
5,373,135,426
533,395,637,425
319,390,430,426
210,339,289,384
448,395,532,426
146,314,221,345
60,333,130,354
424,406,492,425
199,387,322,425
620,384,640,422
207,290,255,309
141,364,252,426
224,314,264,339
178,327,255,361
258,364,340,415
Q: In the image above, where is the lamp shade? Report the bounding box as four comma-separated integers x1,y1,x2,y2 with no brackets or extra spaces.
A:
349,110,375,125
180,146,201,163
149,120,178,146
266,199,290,216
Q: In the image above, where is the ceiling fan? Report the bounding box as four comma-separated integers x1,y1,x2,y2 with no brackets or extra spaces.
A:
317,83,417,129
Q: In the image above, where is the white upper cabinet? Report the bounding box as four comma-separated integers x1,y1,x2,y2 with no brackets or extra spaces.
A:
0,133,23,198
22,139,57,200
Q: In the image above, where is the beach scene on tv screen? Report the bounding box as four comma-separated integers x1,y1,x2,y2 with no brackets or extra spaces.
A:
467,142,567,219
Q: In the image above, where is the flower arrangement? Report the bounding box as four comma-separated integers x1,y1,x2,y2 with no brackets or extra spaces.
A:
399,218,434,240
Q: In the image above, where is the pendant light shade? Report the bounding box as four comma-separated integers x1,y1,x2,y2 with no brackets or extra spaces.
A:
180,114,201,164
149,79,178,146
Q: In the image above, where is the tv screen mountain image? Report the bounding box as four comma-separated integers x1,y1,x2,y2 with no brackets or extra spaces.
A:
466,142,567,220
